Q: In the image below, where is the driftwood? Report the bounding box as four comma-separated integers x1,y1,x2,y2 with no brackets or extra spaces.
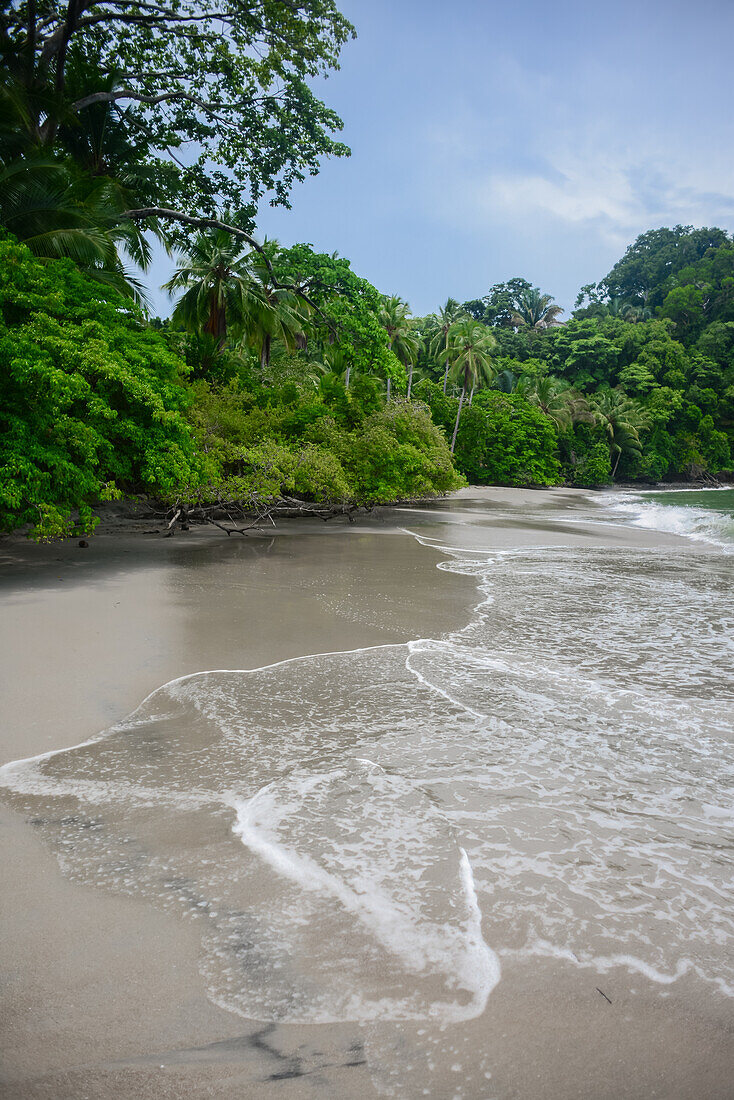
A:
160,496,364,536
158,493,446,536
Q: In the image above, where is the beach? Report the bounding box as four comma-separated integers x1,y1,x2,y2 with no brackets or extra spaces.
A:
1,487,732,1099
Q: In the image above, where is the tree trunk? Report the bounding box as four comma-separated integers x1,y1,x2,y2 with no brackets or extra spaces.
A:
386,337,392,401
442,330,450,393
260,333,271,371
204,298,227,353
39,0,82,143
407,363,413,400
450,385,466,453
612,448,622,477
345,364,351,390
469,384,475,405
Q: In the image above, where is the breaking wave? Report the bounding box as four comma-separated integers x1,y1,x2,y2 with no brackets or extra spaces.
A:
599,488,734,551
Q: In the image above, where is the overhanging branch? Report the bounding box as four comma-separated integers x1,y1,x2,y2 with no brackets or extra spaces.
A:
123,207,331,321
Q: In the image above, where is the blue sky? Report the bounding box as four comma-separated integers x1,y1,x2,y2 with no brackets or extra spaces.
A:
146,0,734,319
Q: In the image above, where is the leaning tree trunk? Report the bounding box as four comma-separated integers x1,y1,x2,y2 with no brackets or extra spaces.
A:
407,363,414,400
612,447,622,477
469,384,475,406
450,385,467,453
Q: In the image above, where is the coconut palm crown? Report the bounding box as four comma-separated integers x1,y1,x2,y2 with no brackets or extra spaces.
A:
379,295,420,398
441,318,497,452
428,297,467,393
0,155,152,301
245,245,310,373
515,375,593,432
164,228,261,350
511,287,564,331
592,387,647,475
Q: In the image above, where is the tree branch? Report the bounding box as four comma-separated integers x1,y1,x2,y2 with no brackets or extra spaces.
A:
75,9,241,31
122,207,330,319
72,88,234,119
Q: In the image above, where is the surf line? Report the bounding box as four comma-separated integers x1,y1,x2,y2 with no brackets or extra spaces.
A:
0,521,496,790
0,643,410,789
226,783,500,1022
405,642,486,721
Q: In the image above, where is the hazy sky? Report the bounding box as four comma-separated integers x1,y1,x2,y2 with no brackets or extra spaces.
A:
146,0,734,318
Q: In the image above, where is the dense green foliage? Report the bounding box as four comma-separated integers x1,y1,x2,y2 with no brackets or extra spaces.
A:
2,0,354,218
415,382,561,487
4,221,733,538
414,226,732,486
188,378,461,508
1,1,732,539
0,236,196,537
0,235,461,537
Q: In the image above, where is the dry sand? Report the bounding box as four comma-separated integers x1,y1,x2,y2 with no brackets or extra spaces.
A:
1,487,732,1098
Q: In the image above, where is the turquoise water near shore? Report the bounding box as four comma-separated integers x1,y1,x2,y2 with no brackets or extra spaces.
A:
601,487,734,549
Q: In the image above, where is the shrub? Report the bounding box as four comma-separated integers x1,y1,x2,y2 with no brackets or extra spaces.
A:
415,381,561,486
185,386,462,509
0,236,196,537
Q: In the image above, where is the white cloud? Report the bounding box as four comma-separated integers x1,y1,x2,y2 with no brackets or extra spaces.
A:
425,134,734,250
474,160,637,227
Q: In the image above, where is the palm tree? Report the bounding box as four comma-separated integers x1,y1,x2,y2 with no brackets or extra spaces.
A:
428,298,467,393
320,344,353,389
602,296,629,319
515,375,593,432
493,368,517,394
379,296,419,399
621,303,653,324
164,228,261,351
0,65,165,302
246,248,310,372
592,388,647,476
511,287,564,331
0,154,150,300
441,319,497,452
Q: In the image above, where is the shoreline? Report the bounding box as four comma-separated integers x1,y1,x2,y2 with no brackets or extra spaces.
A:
2,501,487,1099
1,476,731,553
1,487,732,1099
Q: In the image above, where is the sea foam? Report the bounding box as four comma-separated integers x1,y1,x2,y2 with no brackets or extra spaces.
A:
598,489,734,551
1,519,733,1034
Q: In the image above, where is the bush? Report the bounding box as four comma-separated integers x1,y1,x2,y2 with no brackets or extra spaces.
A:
0,236,196,537
570,442,612,487
559,424,612,486
344,400,463,501
185,385,462,508
464,392,561,485
415,381,561,486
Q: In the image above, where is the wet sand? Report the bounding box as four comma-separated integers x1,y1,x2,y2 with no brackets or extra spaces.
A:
1,488,732,1098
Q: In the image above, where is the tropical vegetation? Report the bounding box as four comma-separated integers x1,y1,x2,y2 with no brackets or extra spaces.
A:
0,3,732,538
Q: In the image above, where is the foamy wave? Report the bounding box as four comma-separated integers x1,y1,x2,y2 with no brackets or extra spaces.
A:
600,491,734,550
1,522,732,1041
228,767,499,1022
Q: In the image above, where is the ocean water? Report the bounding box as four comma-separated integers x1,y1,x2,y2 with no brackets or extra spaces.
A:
599,486,734,550
1,495,733,1094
